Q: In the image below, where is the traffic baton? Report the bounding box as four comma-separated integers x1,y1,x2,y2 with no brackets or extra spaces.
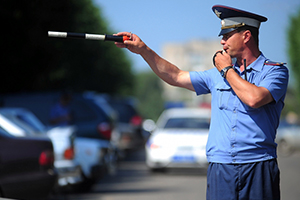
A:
48,31,130,43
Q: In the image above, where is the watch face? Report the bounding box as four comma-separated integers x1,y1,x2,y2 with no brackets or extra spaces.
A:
221,70,225,77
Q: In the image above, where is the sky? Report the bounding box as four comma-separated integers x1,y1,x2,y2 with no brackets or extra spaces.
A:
94,0,300,73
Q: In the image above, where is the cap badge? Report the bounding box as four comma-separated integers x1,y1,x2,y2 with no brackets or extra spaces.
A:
214,9,222,18
221,20,225,26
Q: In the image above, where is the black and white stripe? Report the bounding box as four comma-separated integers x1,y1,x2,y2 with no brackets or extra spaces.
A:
48,31,124,42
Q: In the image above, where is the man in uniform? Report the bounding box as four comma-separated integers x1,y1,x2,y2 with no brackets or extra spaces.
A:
115,5,288,200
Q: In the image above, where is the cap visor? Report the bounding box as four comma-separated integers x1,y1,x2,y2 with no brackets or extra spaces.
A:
218,28,237,36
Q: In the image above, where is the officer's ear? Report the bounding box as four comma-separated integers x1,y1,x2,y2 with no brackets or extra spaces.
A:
242,30,251,43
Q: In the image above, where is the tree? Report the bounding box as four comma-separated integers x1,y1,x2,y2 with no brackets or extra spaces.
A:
134,71,165,121
287,6,300,114
1,0,134,95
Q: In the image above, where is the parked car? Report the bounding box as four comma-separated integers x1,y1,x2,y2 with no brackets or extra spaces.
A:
145,107,210,172
276,122,300,156
0,127,57,199
73,136,117,192
99,95,144,153
1,92,118,190
0,107,83,191
69,92,118,189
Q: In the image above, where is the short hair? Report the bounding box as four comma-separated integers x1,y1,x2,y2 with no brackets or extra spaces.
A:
237,25,259,46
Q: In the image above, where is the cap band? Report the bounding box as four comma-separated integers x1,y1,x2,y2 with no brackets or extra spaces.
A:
221,23,245,30
221,17,261,30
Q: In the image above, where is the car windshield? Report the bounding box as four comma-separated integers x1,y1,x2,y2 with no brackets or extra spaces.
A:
15,114,46,132
2,112,46,133
110,103,136,123
164,117,210,129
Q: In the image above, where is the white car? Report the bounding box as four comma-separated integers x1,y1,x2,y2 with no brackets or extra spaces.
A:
145,107,210,171
73,136,117,192
276,122,300,156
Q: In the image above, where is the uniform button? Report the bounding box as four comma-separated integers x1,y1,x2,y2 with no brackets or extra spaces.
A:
233,159,236,162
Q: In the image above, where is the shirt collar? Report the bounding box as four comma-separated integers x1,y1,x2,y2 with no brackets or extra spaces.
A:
233,52,266,72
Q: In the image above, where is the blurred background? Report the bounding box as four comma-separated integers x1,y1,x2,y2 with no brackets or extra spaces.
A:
2,0,300,121
1,0,300,199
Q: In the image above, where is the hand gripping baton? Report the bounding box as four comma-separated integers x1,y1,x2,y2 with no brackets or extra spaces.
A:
48,31,130,42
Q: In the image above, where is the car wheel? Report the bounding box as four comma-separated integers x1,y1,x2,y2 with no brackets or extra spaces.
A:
278,139,294,157
71,173,96,193
106,151,118,176
150,167,166,173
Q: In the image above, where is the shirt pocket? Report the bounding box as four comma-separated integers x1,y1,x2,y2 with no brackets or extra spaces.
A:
216,82,232,110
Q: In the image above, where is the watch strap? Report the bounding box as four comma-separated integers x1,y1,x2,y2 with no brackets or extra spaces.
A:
221,66,233,78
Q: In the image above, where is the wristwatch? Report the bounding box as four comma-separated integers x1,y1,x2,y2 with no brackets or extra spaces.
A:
220,66,233,78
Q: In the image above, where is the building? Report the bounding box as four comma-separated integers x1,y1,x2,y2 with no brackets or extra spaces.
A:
161,39,221,108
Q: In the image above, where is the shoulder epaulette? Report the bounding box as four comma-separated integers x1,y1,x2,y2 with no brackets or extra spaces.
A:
264,60,286,66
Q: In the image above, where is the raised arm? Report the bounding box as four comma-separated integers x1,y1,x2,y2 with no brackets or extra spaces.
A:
115,32,195,91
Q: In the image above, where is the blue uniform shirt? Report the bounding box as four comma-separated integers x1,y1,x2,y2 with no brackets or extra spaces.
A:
190,53,289,163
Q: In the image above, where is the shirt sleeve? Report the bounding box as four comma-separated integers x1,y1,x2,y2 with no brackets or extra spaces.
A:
259,65,289,103
189,68,218,95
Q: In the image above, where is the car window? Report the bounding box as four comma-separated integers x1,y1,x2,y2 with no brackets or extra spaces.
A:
92,98,115,119
0,126,14,138
70,99,98,122
164,118,210,129
0,114,26,136
14,113,46,132
0,112,46,135
110,103,136,123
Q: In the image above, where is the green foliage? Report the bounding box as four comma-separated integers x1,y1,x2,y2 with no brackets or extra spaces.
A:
134,71,165,121
1,0,134,94
287,6,300,113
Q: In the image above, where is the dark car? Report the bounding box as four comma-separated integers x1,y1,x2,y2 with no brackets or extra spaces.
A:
98,95,144,152
0,107,83,191
0,127,57,200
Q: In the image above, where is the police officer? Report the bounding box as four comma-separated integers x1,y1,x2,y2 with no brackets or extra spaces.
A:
115,5,288,200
